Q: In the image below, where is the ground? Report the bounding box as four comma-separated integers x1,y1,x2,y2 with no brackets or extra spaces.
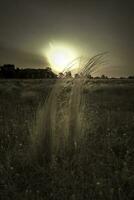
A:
0,79,134,200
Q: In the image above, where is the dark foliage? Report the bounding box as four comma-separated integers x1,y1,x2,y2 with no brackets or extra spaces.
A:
0,65,57,79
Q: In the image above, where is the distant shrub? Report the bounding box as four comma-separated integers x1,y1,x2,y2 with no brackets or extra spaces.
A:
128,76,134,79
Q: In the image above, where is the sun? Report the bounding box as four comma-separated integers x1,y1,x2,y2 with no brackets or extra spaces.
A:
46,43,77,73
53,51,69,67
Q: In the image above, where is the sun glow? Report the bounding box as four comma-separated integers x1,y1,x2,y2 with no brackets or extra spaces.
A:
46,43,78,73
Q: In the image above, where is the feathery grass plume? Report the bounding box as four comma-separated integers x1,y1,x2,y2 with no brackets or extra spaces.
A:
63,52,108,77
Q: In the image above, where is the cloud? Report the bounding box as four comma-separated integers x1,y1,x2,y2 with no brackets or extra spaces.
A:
0,45,49,68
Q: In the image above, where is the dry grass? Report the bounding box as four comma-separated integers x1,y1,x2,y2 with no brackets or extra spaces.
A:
0,79,134,200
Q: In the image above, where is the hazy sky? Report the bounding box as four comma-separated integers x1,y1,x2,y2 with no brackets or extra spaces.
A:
0,0,134,76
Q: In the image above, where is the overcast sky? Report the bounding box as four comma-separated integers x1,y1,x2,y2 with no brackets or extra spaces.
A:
0,0,134,76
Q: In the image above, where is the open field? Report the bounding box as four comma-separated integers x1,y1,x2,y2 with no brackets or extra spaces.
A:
0,79,134,200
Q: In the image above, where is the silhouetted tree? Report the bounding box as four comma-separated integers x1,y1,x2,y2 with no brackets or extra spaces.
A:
0,64,15,78
74,73,80,78
0,64,57,79
101,74,108,79
128,76,134,79
58,72,64,78
65,71,72,78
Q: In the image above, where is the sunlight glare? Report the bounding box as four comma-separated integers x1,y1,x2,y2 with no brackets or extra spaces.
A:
46,43,78,73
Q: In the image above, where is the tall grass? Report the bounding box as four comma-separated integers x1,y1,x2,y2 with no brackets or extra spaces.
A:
0,79,134,199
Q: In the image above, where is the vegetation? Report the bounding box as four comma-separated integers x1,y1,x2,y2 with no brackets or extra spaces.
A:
0,65,57,79
0,79,134,200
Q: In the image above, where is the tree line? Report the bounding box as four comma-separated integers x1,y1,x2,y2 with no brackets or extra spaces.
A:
0,64,134,79
0,64,57,79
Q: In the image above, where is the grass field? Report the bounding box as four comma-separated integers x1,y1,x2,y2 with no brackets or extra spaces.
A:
0,79,134,200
